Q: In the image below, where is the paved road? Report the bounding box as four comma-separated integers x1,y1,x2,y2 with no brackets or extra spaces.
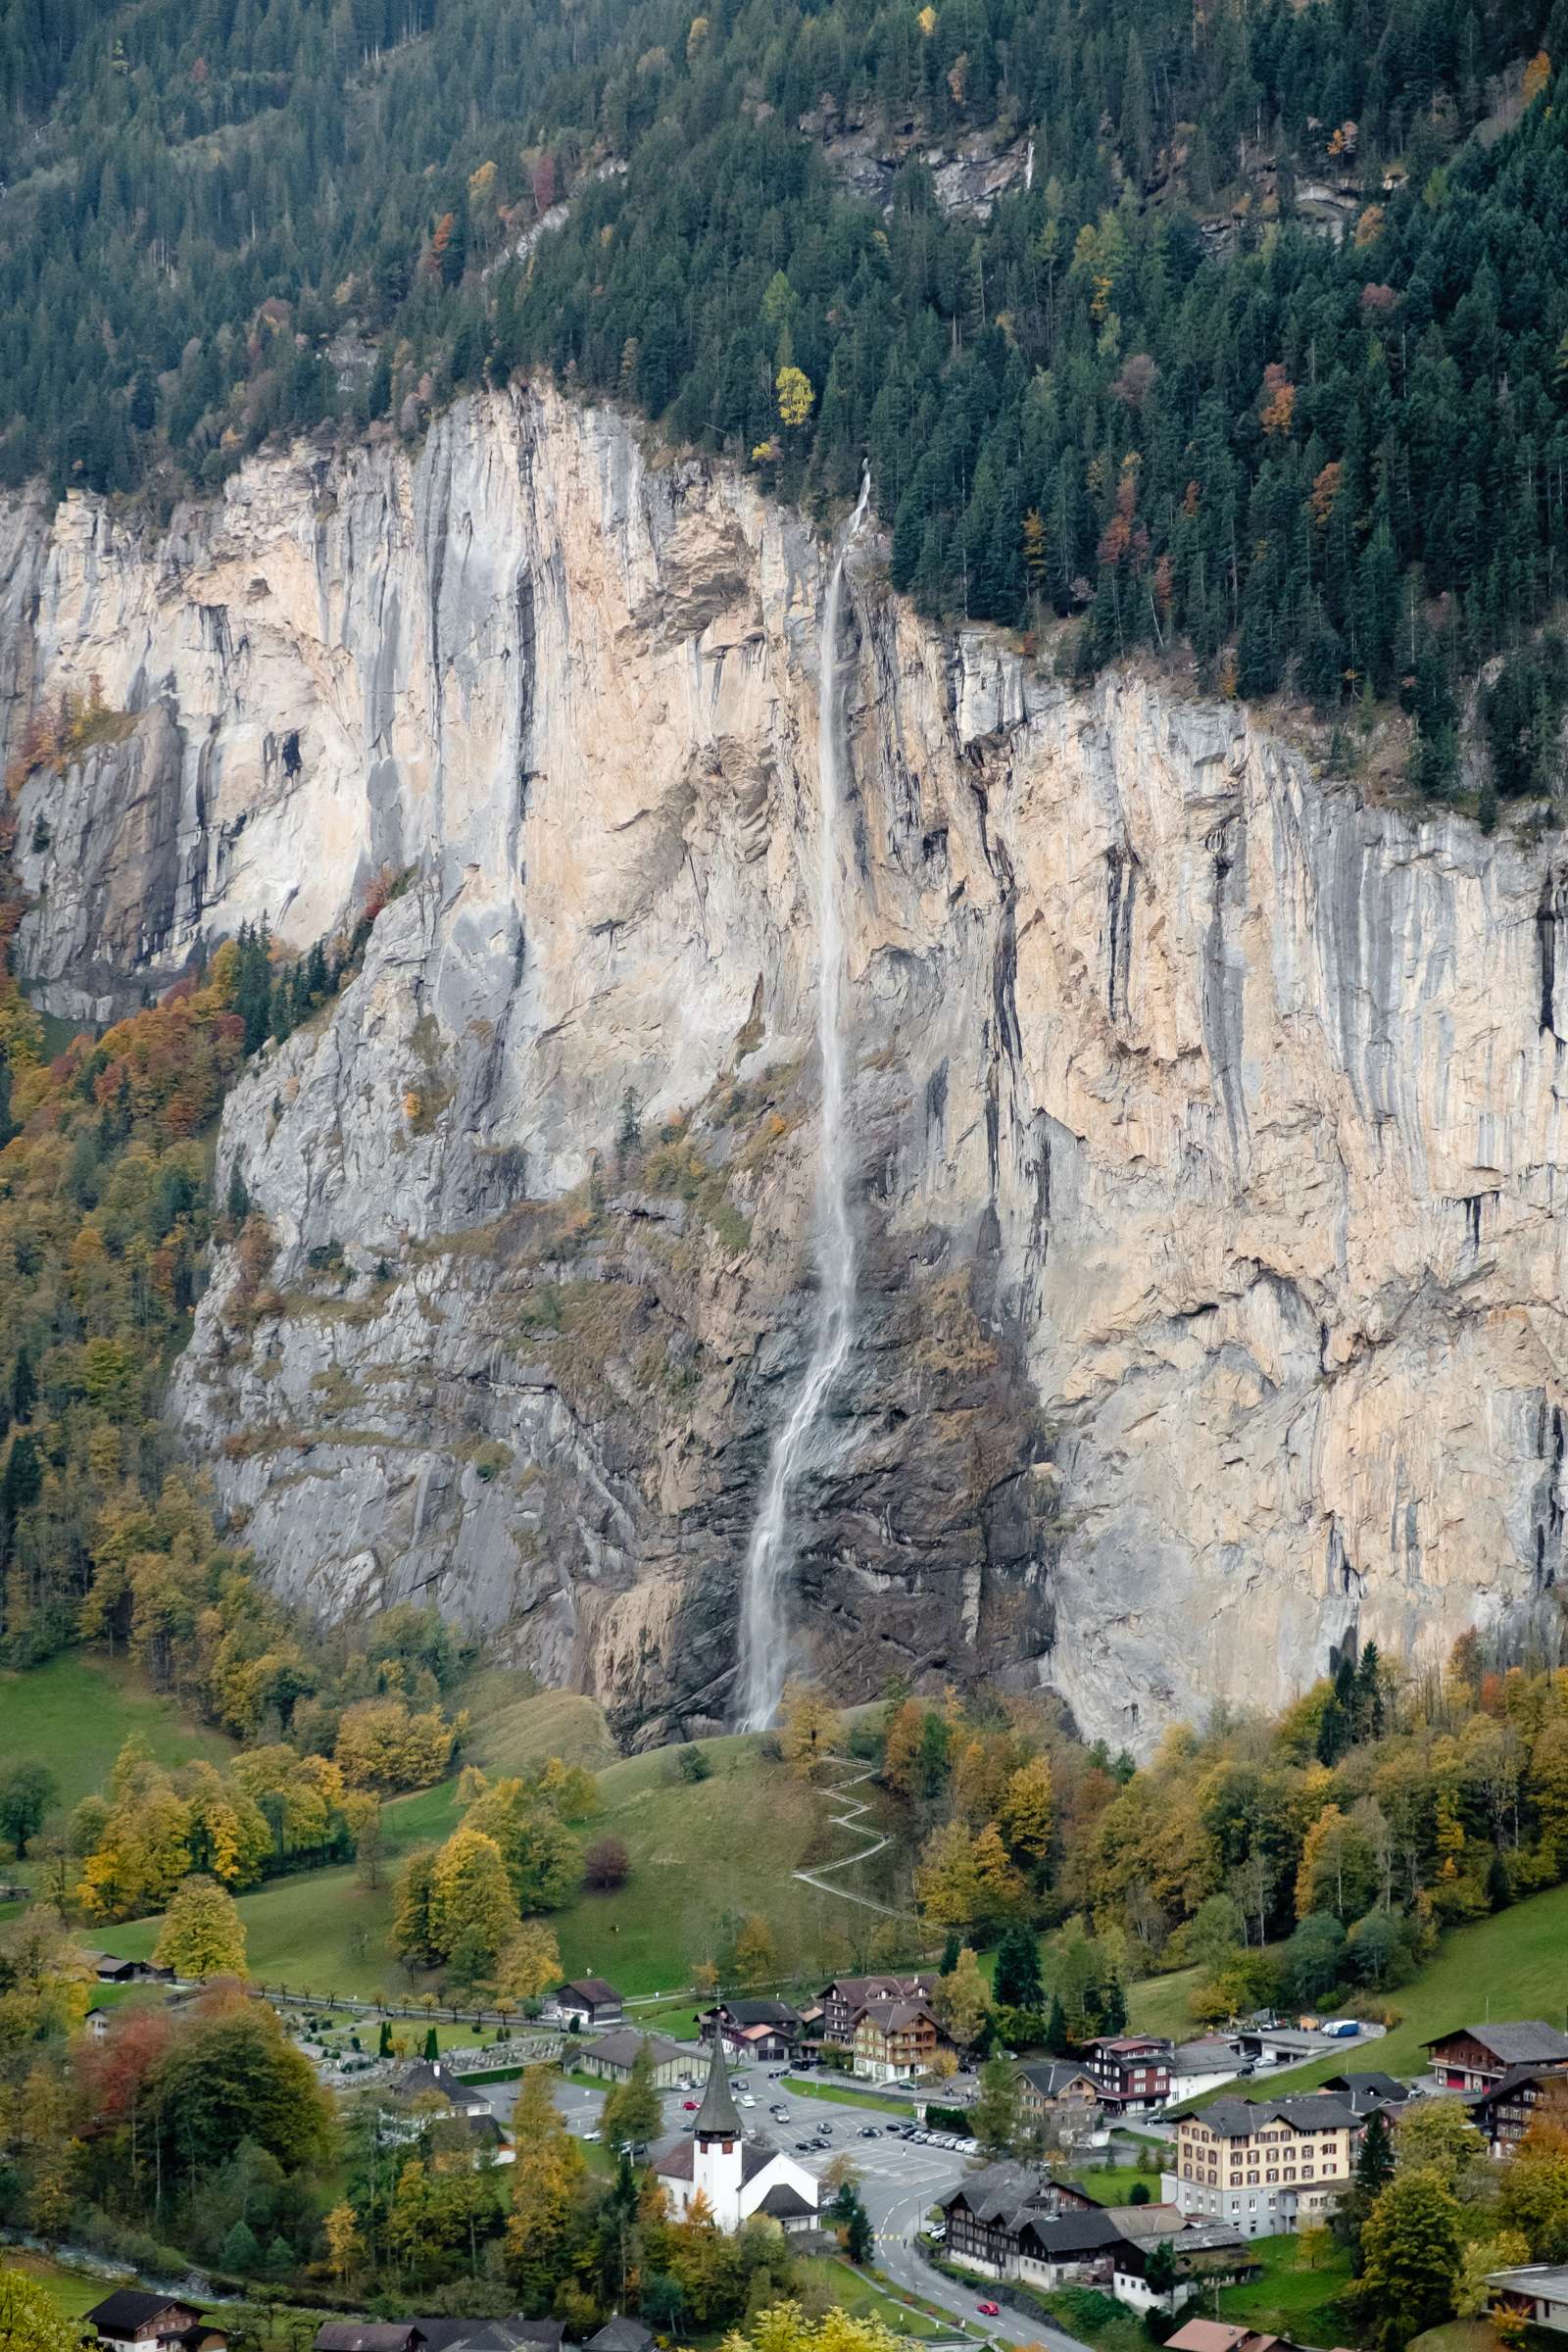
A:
476,2063,1087,2352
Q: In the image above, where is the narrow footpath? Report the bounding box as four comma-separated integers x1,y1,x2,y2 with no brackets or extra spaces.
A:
792,1755,910,1918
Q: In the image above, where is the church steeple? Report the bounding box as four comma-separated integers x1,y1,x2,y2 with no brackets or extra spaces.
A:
694,2028,742,2139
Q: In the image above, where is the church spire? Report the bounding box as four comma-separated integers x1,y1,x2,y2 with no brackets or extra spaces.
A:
694,2027,742,2138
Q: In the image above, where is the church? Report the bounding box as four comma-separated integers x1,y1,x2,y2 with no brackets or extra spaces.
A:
650,2038,820,2234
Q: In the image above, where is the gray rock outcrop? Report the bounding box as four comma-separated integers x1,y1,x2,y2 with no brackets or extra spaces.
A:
3,384,1565,1747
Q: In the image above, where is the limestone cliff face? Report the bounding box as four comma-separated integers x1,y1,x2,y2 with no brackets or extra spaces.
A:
4,385,1566,1747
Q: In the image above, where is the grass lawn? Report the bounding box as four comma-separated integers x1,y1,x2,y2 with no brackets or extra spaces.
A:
3,2251,116,2323
0,1651,234,1810
544,1733,891,1995
1410,2328,1505,2351
459,1672,618,1775
1192,1877,1568,2105
1069,2166,1157,2205
799,2259,946,2337
1126,1963,1202,2040
627,1994,704,2037
93,1729,899,2005
1034,2284,1151,2351
781,2074,918,2118
1216,2230,1357,2347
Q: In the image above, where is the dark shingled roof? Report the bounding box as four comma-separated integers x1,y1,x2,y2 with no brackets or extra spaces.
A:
559,1978,622,2006
654,2134,780,2184
411,2321,564,2351
821,1973,935,2005
1425,2022,1568,2066
944,2159,1040,2223
715,1999,800,2027
89,2294,203,2336
757,2182,816,2218
314,2328,423,2352
394,2059,489,2113
587,2321,656,2352
583,2028,696,2072
1021,2209,1129,2258
1180,2094,1356,2138
854,1997,936,2032
694,2033,743,2136
1018,2061,1101,2098
1470,2063,1568,2107
1320,2072,1410,2103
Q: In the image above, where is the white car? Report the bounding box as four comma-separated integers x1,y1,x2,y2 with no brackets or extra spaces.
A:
582,2129,602,2142
738,2093,757,2108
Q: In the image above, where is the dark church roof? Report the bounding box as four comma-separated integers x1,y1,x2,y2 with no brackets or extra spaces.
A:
757,2182,816,2218
693,2032,742,2136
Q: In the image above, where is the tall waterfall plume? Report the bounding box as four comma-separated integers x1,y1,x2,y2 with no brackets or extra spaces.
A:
736,468,871,1731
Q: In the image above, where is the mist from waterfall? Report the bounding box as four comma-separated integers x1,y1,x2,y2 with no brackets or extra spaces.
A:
736,468,871,1732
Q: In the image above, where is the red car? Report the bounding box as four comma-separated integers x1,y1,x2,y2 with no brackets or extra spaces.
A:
682,2099,699,2110
976,2304,1000,2319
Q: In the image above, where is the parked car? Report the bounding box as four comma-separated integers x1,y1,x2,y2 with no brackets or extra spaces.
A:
582,2130,602,2142
859,2127,879,2138
796,2140,814,2153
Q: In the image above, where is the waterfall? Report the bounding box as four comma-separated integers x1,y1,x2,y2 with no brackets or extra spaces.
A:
736,468,872,1731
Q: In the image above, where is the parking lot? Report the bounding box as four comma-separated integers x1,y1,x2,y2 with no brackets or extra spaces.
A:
476,2060,1087,2352
481,2059,966,2213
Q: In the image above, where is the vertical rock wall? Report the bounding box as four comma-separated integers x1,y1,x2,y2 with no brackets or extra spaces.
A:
2,386,1564,1745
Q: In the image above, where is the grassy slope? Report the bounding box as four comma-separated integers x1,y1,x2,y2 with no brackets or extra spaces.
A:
1188,1880,1568,2107
1215,2230,1357,2348
534,1732,843,1993
798,2259,947,2337
1126,1964,1202,2039
458,1671,619,1774
3,2252,111,2323
94,1725,857,1999
0,1652,235,1809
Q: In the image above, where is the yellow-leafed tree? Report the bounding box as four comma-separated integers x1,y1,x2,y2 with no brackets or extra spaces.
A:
153,1873,247,1978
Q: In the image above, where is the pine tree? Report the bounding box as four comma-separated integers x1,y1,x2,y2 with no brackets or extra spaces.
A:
993,1923,1043,2012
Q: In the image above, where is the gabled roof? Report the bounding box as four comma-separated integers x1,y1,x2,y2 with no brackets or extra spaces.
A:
592,2314,658,2352
1164,2326,1289,2352
89,2292,203,2335
1171,2039,1239,2073
1470,2062,1568,2108
1017,2061,1100,2098
1424,2021,1568,2065
821,1973,936,2004
714,1998,800,2027
943,2159,1041,2224
1319,2072,1409,2103
757,2181,816,2218
314,2328,422,2352
583,2028,694,2071
694,2032,743,2136
1178,2093,1356,2139
1019,2208,1128,2257
587,2322,656,2352
1102,2203,1186,2239
653,2134,781,2186
558,1977,622,2005
854,1998,937,2032
393,2059,489,2113
412,2319,564,2351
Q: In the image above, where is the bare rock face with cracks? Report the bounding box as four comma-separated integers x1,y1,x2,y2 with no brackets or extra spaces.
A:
4,382,1567,1751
